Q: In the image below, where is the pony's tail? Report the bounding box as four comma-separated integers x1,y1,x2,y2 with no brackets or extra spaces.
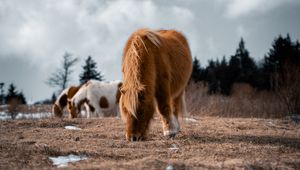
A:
121,28,161,118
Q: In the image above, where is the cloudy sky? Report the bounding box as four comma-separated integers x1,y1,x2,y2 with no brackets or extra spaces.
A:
0,0,300,102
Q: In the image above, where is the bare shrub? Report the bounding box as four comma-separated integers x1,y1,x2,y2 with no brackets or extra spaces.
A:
7,98,21,119
186,82,287,118
273,63,300,115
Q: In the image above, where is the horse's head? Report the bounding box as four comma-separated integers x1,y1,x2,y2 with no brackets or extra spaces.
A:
67,99,78,118
52,103,63,117
119,89,152,141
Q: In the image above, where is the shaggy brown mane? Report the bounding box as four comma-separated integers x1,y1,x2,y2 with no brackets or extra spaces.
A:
121,28,161,118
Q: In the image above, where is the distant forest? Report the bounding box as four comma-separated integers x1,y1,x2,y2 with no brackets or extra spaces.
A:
190,34,300,95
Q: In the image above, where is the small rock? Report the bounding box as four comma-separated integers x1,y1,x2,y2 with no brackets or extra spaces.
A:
75,137,80,141
166,165,174,170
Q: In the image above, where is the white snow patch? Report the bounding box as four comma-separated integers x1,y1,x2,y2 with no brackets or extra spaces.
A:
49,154,87,168
64,125,82,130
184,117,197,122
0,105,8,108
16,112,53,119
166,165,175,170
0,112,11,120
0,112,53,120
169,144,179,150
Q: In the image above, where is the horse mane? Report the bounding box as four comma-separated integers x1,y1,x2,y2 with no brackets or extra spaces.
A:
67,86,81,99
121,28,161,118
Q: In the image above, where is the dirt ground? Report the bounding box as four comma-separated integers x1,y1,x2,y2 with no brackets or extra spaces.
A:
0,114,300,169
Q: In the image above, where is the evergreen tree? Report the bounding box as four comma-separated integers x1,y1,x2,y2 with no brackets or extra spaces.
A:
262,34,300,90
5,83,19,104
79,56,104,85
51,93,57,104
5,84,27,104
191,57,202,83
0,82,4,105
206,60,219,94
218,56,231,95
234,38,257,85
18,91,27,104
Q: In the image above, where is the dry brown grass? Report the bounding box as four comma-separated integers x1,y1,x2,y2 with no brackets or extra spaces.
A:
186,82,287,118
0,116,299,169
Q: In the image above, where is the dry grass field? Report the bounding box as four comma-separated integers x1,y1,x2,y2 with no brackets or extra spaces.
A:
0,115,299,169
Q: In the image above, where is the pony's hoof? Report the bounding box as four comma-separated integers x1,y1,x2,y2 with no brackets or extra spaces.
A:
169,133,176,139
163,130,177,139
162,133,176,140
127,135,144,141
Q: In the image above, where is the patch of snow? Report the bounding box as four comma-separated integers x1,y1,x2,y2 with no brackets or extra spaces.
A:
49,154,87,168
0,112,53,120
65,126,82,130
0,105,7,108
166,165,175,170
16,112,53,119
0,112,11,120
184,117,197,122
168,144,179,150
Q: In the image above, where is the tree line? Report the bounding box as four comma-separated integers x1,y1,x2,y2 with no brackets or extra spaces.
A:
191,34,300,95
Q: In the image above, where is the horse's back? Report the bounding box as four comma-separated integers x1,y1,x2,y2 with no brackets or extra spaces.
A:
156,30,193,97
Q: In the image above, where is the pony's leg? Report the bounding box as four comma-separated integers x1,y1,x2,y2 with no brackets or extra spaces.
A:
172,91,187,132
156,88,179,138
98,109,104,117
115,105,120,117
84,103,91,118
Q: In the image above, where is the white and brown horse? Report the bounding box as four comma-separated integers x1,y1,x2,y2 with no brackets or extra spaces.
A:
119,28,192,141
52,86,81,118
68,80,122,118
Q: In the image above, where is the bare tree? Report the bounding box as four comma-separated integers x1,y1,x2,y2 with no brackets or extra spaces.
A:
7,98,20,119
273,63,300,115
46,52,78,93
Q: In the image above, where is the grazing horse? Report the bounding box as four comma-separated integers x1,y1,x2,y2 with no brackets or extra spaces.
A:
68,80,122,118
119,28,192,141
52,86,81,118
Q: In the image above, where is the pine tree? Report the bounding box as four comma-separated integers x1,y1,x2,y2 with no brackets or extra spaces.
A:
5,83,19,104
5,84,27,104
79,56,104,85
218,56,231,95
234,38,257,85
191,57,202,83
51,93,57,104
262,34,300,90
18,91,27,104
0,82,4,105
206,60,219,94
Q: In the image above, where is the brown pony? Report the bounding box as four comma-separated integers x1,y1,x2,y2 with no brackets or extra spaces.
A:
119,28,192,141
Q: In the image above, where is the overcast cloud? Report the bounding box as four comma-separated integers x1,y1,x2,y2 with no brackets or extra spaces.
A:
0,0,299,102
